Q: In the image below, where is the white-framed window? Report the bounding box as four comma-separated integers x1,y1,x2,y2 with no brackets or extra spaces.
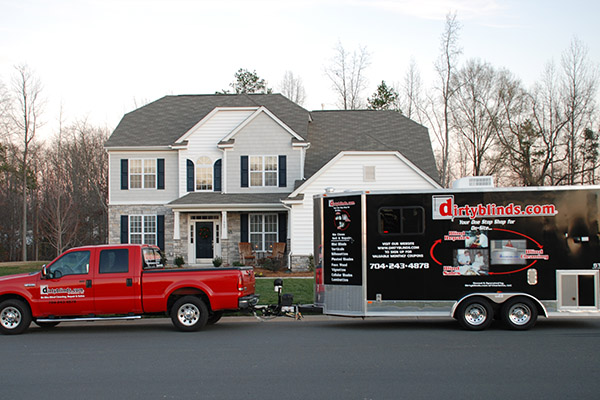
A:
250,156,278,187
249,214,278,252
130,215,157,245
130,159,156,189
196,156,213,191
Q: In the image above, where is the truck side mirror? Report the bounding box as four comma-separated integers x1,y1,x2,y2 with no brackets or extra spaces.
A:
41,265,48,278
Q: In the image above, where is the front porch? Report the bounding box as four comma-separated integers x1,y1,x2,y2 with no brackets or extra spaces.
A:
168,193,290,268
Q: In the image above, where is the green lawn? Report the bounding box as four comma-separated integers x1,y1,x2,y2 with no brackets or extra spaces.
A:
254,278,314,305
0,262,46,276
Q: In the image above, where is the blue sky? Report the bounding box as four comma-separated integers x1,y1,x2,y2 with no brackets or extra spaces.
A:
1,0,598,138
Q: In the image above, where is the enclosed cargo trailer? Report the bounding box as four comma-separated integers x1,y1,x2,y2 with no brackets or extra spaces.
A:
314,186,600,330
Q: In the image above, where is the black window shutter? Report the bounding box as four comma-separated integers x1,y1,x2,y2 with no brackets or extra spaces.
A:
186,159,194,192
241,213,249,242
214,159,222,192
241,155,249,188
121,159,128,190
278,155,287,187
120,215,129,243
157,215,165,251
278,212,287,243
157,159,165,190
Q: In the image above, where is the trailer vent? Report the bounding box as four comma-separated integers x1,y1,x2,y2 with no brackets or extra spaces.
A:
452,176,495,189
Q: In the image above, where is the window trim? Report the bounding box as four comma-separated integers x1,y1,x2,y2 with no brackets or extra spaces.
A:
129,159,157,190
249,155,278,188
249,213,278,252
129,215,157,245
195,156,213,191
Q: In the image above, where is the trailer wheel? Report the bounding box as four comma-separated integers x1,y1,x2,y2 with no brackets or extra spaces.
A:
501,298,537,330
457,298,493,330
171,296,208,332
207,310,223,325
0,299,32,335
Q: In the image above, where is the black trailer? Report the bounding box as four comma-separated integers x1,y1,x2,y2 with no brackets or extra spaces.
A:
313,186,600,330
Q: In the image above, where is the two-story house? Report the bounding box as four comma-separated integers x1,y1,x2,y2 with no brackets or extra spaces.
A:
105,94,440,269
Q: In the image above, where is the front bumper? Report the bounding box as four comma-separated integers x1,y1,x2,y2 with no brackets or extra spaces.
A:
238,294,260,309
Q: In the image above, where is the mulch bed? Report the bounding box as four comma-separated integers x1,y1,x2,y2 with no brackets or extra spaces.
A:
253,268,314,277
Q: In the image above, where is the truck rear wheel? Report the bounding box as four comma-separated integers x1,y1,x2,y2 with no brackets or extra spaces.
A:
0,299,32,335
457,298,493,330
501,298,537,330
171,296,208,332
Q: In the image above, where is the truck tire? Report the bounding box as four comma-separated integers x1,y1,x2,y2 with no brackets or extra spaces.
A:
501,297,538,330
207,310,223,325
0,299,32,335
171,296,209,332
457,298,493,331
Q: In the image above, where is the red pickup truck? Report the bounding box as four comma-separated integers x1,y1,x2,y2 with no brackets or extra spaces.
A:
0,244,258,334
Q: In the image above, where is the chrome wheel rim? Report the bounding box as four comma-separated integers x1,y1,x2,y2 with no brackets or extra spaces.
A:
508,303,531,326
465,304,487,326
1,306,22,330
177,303,200,327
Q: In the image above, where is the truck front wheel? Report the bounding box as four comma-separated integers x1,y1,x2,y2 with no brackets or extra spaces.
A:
457,298,494,331
0,299,32,335
171,296,209,332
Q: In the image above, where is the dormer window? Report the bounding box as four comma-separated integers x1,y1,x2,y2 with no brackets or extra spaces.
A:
196,156,213,191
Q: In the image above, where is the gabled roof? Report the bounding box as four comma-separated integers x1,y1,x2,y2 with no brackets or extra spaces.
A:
104,94,310,148
304,110,439,182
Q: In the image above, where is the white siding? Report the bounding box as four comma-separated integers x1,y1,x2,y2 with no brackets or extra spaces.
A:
109,151,179,204
289,153,438,256
178,110,254,197
226,112,302,193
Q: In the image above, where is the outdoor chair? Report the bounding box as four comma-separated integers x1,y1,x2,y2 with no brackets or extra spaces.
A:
267,242,286,267
238,242,256,265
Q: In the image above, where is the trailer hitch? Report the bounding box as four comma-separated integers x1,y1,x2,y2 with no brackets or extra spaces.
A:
250,278,305,321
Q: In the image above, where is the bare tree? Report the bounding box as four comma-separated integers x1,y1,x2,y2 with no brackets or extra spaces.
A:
433,12,462,186
560,37,599,184
530,61,570,185
451,59,503,176
325,41,371,110
280,71,306,106
10,65,44,261
400,59,425,122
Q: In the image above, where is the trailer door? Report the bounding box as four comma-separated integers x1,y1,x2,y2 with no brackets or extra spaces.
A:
558,270,599,309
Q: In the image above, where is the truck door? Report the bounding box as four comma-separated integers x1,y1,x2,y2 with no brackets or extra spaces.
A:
92,248,137,315
37,250,95,316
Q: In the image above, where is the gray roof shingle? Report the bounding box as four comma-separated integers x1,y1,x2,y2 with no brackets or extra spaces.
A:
105,94,310,148
169,192,290,206
105,94,439,184
304,110,439,182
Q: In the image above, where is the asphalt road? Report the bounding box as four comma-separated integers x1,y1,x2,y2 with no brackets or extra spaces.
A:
1,316,599,399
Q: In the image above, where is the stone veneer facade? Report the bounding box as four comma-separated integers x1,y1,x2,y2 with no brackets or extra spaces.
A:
108,206,308,270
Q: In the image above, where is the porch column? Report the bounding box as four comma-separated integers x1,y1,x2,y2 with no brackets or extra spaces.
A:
221,211,228,239
173,211,180,240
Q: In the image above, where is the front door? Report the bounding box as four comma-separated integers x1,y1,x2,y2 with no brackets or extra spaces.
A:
196,222,214,259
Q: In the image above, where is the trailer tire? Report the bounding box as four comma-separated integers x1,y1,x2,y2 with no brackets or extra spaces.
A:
0,299,32,335
171,296,209,332
457,298,493,330
207,310,223,325
501,298,537,330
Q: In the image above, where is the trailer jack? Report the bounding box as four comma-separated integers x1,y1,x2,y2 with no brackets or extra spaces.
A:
249,278,302,321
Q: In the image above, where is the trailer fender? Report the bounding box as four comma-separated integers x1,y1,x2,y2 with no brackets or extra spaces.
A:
451,293,548,319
